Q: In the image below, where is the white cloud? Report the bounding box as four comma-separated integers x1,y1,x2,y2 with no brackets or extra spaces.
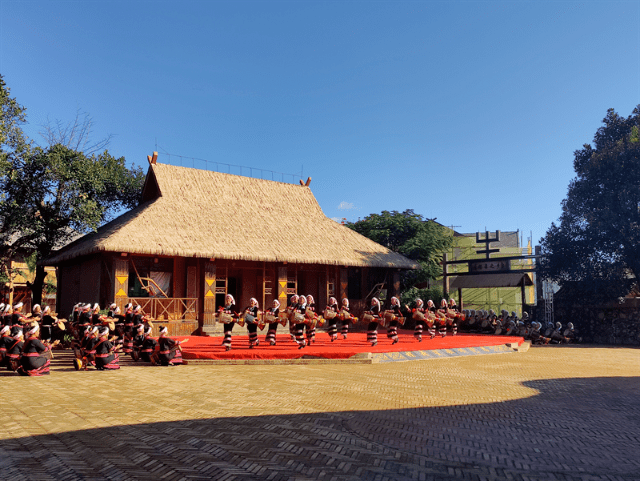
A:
338,201,354,210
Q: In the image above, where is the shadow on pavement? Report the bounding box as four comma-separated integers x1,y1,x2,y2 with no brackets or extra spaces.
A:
1,376,638,480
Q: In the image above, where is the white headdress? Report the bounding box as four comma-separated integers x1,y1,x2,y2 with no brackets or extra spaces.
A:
225,294,235,306
306,295,315,304
249,298,259,308
27,324,40,336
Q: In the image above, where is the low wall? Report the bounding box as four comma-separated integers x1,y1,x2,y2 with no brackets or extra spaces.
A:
555,298,640,345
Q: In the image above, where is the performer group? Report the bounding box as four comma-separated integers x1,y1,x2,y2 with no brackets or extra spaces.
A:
1,294,578,376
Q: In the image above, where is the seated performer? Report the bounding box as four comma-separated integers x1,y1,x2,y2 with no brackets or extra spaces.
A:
325,297,340,342
94,327,120,370
366,297,382,347
0,303,5,328
5,326,23,371
265,299,281,346
140,326,158,363
244,297,261,348
131,324,145,361
0,325,12,367
340,298,351,339
158,327,183,366
386,296,402,345
18,324,50,376
122,303,135,354
220,294,238,351
91,303,102,326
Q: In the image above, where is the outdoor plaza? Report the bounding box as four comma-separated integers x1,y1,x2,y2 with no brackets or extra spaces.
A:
1,342,638,481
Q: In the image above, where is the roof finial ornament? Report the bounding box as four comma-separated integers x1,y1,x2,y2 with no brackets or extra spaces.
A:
299,177,312,187
147,151,158,165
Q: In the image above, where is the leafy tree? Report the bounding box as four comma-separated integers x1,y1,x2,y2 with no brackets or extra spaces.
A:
0,75,145,305
347,209,454,291
540,106,640,301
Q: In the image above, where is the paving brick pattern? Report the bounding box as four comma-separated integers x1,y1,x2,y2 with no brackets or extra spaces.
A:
1,346,638,480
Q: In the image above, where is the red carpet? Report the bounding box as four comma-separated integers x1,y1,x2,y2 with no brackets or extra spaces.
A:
176,330,524,361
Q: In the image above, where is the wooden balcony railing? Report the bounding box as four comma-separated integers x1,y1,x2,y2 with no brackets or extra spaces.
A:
128,297,198,321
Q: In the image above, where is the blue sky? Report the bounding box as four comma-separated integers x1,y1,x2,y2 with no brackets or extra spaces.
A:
1,0,639,246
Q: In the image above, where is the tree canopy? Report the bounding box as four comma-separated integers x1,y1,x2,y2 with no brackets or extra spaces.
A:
540,106,640,301
346,209,453,292
0,74,145,304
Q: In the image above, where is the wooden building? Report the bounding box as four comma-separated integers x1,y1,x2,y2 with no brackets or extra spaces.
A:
42,160,418,334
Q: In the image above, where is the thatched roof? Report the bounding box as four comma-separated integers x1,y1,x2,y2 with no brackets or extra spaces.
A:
43,163,419,269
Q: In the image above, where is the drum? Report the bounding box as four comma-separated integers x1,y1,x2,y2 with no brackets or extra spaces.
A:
277,311,289,327
324,309,337,320
264,313,277,323
339,309,351,321
396,316,406,326
305,308,316,319
412,310,425,321
293,312,305,324
383,311,396,324
217,312,234,324
362,313,374,323
244,313,256,324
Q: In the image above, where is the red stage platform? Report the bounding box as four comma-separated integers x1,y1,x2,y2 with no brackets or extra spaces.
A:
177,330,525,361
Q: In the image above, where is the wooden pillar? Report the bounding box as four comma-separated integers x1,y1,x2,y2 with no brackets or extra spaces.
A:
458,287,463,309
339,268,348,301
114,258,129,311
277,266,288,306
442,253,449,297
203,261,216,326
186,264,197,320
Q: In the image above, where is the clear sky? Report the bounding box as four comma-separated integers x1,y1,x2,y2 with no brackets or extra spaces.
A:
1,0,639,246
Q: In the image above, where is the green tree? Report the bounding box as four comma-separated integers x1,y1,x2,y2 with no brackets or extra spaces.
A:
540,106,640,301
0,75,145,305
347,209,454,290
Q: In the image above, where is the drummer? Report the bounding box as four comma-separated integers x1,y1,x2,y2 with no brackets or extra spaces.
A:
244,297,261,349
94,326,121,370
122,303,135,354
76,304,93,339
158,326,183,366
411,298,427,342
386,297,401,345
366,297,382,347
293,295,308,349
287,295,299,342
18,324,50,376
431,300,447,338
0,303,5,327
265,299,281,346
448,299,459,336
326,297,339,342
340,298,351,340
305,295,317,345
220,294,239,351
91,303,102,326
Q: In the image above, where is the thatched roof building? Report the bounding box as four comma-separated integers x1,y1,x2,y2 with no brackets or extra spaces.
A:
44,161,418,334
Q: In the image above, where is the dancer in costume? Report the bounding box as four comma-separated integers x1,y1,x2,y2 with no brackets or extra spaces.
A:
244,297,261,348
340,298,351,339
265,299,281,346
385,296,401,345
220,294,238,352
325,297,339,342
293,295,307,349
365,297,382,347
305,295,317,345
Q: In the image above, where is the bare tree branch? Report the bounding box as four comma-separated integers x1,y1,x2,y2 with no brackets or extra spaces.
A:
38,109,114,154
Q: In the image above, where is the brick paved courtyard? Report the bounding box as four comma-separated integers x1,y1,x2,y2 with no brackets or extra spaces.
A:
1,346,638,480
